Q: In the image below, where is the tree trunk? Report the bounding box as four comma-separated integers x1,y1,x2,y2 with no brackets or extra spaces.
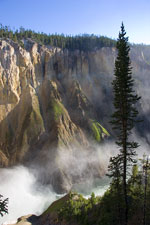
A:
143,159,148,225
123,117,128,225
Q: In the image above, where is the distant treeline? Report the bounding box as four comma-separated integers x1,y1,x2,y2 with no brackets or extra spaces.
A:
0,24,116,51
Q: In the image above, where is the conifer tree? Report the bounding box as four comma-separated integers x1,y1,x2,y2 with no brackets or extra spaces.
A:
142,155,150,225
107,155,123,225
0,195,8,217
109,23,141,225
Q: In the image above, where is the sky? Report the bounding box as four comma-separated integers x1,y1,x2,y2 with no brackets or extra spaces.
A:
0,0,150,44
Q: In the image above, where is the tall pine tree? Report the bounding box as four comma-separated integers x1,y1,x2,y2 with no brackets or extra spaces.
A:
109,23,141,225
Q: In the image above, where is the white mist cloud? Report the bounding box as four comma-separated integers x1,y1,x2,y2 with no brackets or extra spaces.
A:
0,137,149,225
0,166,61,225
0,141,117,224
50,141,117,193
133,132,150,158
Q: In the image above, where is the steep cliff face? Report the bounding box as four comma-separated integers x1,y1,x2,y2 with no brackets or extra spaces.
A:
0,39,149,192
0,39,110,192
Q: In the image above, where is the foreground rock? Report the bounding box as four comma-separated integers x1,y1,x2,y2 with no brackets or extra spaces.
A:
9,194,80,225
6,215,38,225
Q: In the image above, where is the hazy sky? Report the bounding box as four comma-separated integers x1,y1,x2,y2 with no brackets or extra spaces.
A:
0,0,150,44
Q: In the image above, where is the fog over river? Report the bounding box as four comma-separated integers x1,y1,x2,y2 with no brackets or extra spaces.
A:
0,137,149,225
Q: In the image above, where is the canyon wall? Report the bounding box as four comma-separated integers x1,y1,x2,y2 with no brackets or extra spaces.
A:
0,39,149,191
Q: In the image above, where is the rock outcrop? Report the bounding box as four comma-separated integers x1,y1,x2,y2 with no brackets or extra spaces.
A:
9,193,80,225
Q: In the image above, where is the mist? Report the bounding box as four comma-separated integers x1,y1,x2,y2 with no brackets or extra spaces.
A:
0,166,62,225
0,28,150,225
0,135,149,224
0,141,117,224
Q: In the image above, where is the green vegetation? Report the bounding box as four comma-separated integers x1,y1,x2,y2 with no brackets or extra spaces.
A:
0,24,116,51
108,23,141,225
58,192,100,225
43,194,68,215
42,159,150,225
0,195,8,217
90,120,109,142
101,159,150,225
91,122,101,142
27,105,44,137
51,100,65,121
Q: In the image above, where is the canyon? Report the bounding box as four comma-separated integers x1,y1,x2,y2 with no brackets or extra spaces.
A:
0,37,150,224
0,39,150,193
